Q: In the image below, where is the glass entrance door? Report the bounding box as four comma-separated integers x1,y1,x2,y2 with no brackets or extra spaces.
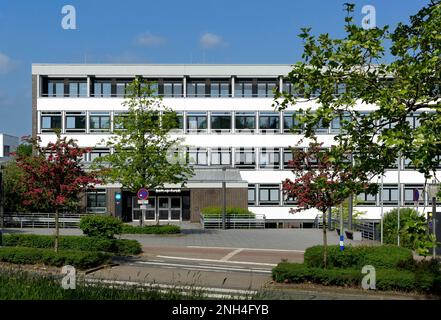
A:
157,196,181,221
132,196,156,221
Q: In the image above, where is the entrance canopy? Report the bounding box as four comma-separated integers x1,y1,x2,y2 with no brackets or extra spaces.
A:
186,168,248,189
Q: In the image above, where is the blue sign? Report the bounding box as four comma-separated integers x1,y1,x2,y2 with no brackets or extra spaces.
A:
137,188,149,200
115,193,122,201
413,189,420,202
339,235,345,251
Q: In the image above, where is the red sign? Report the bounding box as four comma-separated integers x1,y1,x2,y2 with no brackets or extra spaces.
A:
137,188,149,200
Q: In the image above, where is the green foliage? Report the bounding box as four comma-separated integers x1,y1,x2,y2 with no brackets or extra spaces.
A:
331,198,365,227
2,234,141,255
0,269,206,300
1,162,28,212
383,208,435,255
93,78,193,193
0,247,110,270
121,224,181,234
304,245,413,269
201,207,256,218
15,143,33,157
80,215,123,239
272,262,441,293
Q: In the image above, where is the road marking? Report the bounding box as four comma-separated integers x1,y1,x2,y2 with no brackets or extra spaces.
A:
220,248,243,261
187,245,305,253
156,255,277,267
135,260,272,273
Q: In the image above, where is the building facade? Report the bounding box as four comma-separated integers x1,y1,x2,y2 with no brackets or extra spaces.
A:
31,64,440,227
0,133,19,160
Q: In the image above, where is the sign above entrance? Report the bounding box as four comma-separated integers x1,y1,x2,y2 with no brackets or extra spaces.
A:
137,188,149,200
138,200,149,205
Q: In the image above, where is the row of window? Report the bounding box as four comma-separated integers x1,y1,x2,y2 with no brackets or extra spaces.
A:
39,110,427,134
249,184,441,207
41,77,283,98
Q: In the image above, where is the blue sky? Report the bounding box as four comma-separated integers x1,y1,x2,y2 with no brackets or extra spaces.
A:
0,0,430,138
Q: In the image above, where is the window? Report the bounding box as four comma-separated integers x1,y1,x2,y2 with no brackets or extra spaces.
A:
86,189,107,213
283,189,297,205
47,80,65,97
257,80,277,97
210,81,230,97
405,113,421,129
259,184,280,205
41,112,62,132
93,80,112,97
234,80,253,97
68,80,87,97
65,112,86,132
113,112,128,130
282,82,302,97
283,147,301,169
330,112,351,133
116,80,133,97
404,185,425,206
235,148,256,169
283,112,302,133
163,80,183,97
211,112,232,132
381,185,399,205
3,145,10,157
235,112,256,133
89,149,110,162
187,80,206,97
259,112,280,132
259,148,280,169
188,148,208,166
211,147,231,166
312,116,329,134
186,112,207,133
248,184,256,206
357,192,377,206
90,112,111,132
166,111,183,131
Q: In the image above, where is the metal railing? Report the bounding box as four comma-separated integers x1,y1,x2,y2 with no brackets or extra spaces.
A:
2,212,86,229
200,214,265,229
314,215,380,241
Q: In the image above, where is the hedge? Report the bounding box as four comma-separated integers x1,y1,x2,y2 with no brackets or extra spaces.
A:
3,234,141,255
121,224,181,235
0,247,111,270
304,245,413,269
272,262,441,293
201,207,255,218
80,215,123,239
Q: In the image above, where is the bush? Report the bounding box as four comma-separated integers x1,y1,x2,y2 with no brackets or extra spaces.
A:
304,245,413,269
3,234,141,255
80,215,123,239
121,224,181,235
201,207,255,218
0,247,110,270
272,262,441,293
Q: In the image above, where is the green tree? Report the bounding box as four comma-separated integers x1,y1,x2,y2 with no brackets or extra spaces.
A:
275,1,441,192
94,78,193,225
331,198,365,228
15,142,33,157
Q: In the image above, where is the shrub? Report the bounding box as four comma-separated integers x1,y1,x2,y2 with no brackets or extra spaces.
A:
80,215,123,239
304,245,413,269
0,247,110,270
2,234,141,255
201,207,255,218
121,224,181,235
272,262,441,293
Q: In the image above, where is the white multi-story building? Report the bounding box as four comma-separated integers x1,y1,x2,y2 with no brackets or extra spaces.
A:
0,133,19,160
31,64,440,227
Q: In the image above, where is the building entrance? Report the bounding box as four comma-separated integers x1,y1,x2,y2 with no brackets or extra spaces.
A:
132,196,182,222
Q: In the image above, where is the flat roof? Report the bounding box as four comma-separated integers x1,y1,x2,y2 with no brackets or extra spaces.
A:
32,64,292,77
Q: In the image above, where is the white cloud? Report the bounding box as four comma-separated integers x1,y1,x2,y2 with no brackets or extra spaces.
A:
0,52,16,74
135,32,166,47
199,32,226,49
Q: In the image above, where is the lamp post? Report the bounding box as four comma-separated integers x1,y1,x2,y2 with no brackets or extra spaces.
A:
222,167,227,230
380,175,384,245
428,180,439,259
0,163,4,247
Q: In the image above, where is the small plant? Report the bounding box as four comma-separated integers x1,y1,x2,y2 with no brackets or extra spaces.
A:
121,224,181,235
80,215,123,239
201,207,256,218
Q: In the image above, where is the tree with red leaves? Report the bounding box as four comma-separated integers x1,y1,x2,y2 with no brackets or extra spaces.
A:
15,132,101,252
283,139,377,268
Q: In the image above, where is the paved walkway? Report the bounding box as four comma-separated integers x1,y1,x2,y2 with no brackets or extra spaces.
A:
3,227,369,251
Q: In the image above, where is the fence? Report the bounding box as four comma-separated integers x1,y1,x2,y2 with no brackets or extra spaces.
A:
314,215,380,241
2,213,86,229
200,214,266,229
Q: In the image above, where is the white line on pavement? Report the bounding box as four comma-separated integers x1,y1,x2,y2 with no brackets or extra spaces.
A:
136,260,273,273
220,248,243,261
186,245,305,253
155,255,277,267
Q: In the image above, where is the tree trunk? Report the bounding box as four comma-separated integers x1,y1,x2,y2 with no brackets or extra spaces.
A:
54,209,59,253
322,209,328,269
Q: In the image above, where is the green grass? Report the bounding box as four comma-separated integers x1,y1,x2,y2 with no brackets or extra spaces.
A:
201,206,256,218
121,224,181,234
0,269,202,300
